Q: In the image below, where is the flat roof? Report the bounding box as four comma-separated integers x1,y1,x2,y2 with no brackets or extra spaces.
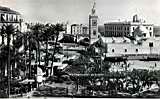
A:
104,21,153,26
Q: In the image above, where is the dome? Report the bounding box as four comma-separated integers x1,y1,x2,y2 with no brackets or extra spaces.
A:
138,25,149,33
133,25,150,38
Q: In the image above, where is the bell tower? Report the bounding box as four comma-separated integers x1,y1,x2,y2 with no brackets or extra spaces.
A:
89,1,98,42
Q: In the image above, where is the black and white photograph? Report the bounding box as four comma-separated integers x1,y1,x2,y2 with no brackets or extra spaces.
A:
0,0,160,98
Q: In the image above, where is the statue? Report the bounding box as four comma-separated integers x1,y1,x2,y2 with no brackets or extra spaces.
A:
92,2,96,15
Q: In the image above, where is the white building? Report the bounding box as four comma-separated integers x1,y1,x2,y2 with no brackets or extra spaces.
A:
0,6,22,45
71,24,88,35
104,14,153,37
93,25,160,56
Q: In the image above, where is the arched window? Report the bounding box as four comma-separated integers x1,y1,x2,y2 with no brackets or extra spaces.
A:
150,27,152,30
93,30,96,35
112,49,115,53
127,27,130,30
133,27,135,30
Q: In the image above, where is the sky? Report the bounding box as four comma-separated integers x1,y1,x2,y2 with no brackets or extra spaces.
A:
0,0,160,25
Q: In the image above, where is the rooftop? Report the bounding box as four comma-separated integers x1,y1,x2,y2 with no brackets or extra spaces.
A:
104,15,153,25
0,6,20,15
104,21,153,25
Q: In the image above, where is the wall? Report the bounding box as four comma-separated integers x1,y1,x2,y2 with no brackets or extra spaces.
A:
106,38,160,55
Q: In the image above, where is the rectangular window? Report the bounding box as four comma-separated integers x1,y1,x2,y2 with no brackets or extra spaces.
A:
1,13,5,22
112,49,115,53
125,49,127,52
149,42,153,47
150,32,152,36
127,27,130,30
124,32,126,36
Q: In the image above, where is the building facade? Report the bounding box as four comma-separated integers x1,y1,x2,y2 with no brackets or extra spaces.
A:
0,6,22,27
93,23,160,56
0,6,22,45
104,15,153,37
106,38,160,55
71,24,88,35
94,36,160,58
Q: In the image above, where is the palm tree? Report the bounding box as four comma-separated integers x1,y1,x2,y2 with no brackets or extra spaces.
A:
28,32,38,78
29,23,43,66
26,23,44,78
0,45,9,77
41,24,56,76
0,25,5,45
17,30,38,79
3,24,15,97
11,28,22,78
50,23,64,76
43,24,51,67
0,25,24,79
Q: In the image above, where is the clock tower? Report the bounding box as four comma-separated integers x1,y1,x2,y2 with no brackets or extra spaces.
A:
89,1,98,42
